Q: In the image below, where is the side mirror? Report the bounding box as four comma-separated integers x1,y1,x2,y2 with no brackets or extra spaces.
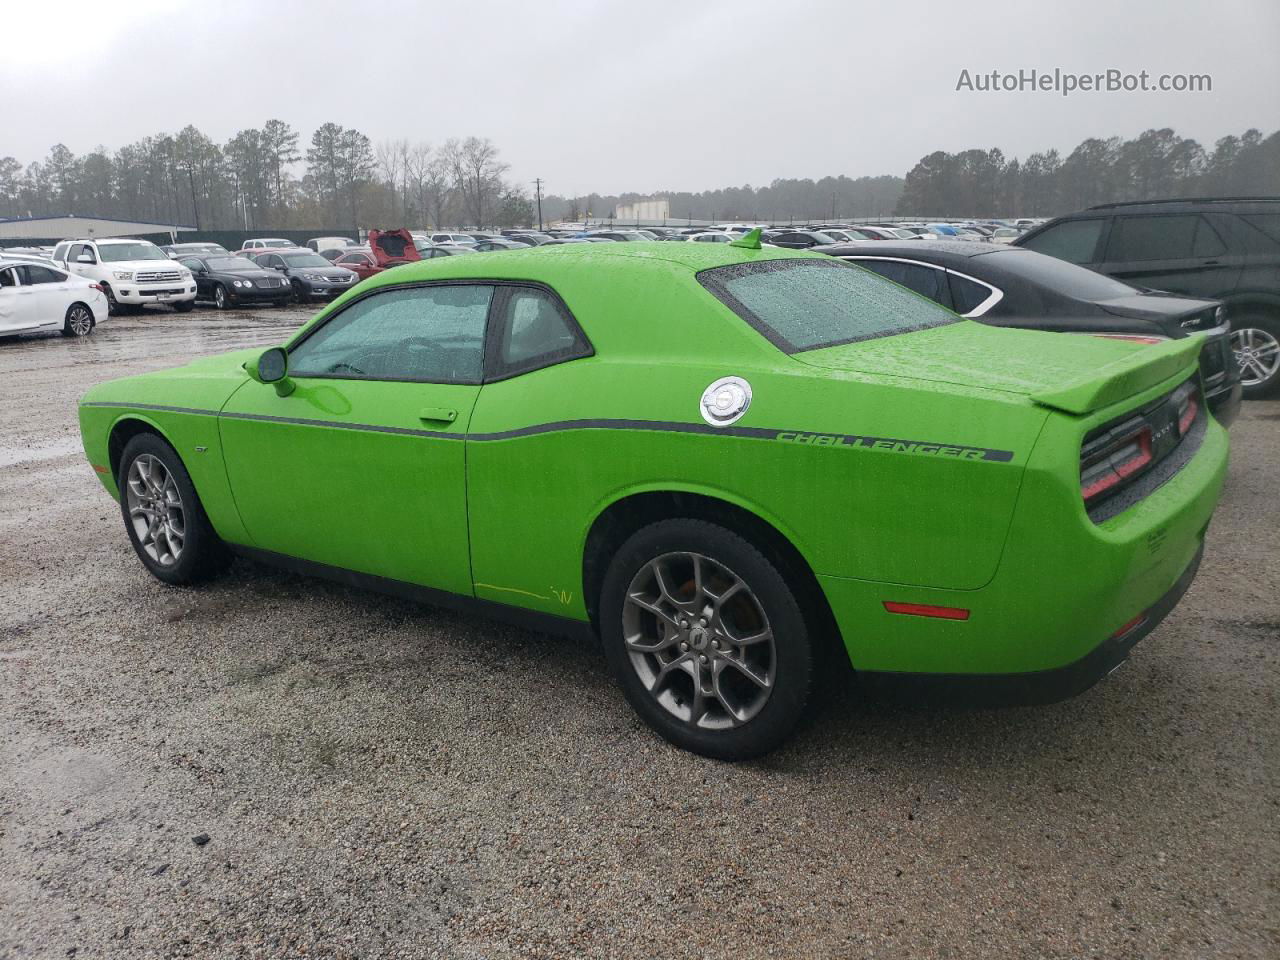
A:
246,346,295,397
76,254,94,264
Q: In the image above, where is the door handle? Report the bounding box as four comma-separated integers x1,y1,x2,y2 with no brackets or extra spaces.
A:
419,407,457,424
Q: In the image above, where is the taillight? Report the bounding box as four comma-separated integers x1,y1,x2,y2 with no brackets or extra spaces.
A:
1172,380,1199,435
1080,422,1153,505
90,282,105,292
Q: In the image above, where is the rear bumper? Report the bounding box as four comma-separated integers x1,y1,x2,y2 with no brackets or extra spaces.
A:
858,541,1203,706
1201,324,1241,427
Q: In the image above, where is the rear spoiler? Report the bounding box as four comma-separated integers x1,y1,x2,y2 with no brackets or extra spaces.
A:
1031,335,1204,415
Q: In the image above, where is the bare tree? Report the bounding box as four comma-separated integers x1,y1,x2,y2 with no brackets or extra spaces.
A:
376,138,408,221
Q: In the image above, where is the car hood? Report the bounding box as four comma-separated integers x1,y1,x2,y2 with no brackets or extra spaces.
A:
1096,293,1220,333
368,228,421,267
796,319,1203,414
104,259,188,271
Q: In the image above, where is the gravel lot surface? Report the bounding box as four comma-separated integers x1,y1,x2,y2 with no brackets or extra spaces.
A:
1,307,1276,959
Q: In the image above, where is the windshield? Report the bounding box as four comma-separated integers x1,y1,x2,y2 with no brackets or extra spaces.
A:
264,239,292,248
698,258,959,353
282,253,334,268
99,243,167,262
988,249,1137,300
206,257,256,272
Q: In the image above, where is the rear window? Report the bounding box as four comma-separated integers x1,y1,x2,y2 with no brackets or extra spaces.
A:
985,249,1137,300
697,258,959,353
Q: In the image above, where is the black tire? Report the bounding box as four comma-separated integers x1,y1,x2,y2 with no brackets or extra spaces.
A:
101,283,121,317
116,433,231,585
61,302,95,337
173,299,195,313
1232,311,1280,400
599,518,815,761
214,284,230,310
291,280,308,304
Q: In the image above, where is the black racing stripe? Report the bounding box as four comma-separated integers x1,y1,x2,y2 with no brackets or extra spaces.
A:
81,403,1015,461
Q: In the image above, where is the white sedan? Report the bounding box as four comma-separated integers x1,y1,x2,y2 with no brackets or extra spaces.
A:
0,258,108,338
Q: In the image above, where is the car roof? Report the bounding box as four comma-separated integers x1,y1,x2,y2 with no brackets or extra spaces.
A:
823,239,1013,261
1086,196,1280,213
355,238,815,290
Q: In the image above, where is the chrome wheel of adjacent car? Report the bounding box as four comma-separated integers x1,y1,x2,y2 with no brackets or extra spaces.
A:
622,551,776,730
63,304,93,337
214,284,228,310
125,454,186,567
1231,326,1280,387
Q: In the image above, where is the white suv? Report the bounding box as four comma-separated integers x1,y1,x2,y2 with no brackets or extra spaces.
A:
52,238,196,315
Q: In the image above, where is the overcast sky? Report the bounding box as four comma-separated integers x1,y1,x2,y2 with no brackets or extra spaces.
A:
4,0,1276,196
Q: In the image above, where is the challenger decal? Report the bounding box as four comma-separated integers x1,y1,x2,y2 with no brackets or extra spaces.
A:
774,431,1014,462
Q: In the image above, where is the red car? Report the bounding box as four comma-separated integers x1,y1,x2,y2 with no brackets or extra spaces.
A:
334,229,420,280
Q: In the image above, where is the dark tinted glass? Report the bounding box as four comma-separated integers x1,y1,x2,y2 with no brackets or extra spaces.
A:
988,249,1136,300
1106,215,1198,261
946,274,991,314
851,260,947,306
492,287,590,376
1020,218,1105,263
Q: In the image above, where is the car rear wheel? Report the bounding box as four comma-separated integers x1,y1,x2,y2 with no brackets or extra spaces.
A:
118,433,230,585
1231,312,1280,399
213,284,229,310
599,519,815,760
62,303,94,337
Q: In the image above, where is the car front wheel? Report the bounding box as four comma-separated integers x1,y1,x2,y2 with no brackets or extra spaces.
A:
599,519,815,760
214,284,229,310
1231,312,1280,399
117,433,230,585
291,280,308,304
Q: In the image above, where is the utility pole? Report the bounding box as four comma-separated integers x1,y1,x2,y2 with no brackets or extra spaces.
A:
187,166,200,230
533,177,544,231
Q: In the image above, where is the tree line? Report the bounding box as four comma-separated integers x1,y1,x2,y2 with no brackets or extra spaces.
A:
1,123,1277,232
896,127,1280,217
0,121,529,231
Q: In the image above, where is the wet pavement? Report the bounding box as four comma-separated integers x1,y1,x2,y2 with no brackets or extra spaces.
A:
0,304,1277,959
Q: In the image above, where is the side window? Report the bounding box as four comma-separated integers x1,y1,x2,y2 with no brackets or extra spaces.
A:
1020,218,1105,264
289,284,494,383
20,265,65,284
488,285,591,379
947,273,996,315
179,258,203,272
850,260,949,308
1192,218,1226,257
0,267,17,287
53,243,69,261
1105,215,1198,262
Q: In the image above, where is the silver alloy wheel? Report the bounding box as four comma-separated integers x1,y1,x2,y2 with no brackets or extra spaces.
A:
215,285,227,309
66,305,93,336
1231,327,1280,387
125,454,186,567
622,551,775,730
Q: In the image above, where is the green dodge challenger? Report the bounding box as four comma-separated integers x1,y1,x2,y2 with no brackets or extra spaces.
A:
79,235,1227,759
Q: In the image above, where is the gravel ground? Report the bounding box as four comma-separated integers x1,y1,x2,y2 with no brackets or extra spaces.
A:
0,307,1276,959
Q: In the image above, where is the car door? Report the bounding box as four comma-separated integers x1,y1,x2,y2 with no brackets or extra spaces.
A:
0,265,32,332
179,258,211,298
219,281,494,594
464,284,595,614
63,243,95,280
1096,213,1242,301
19,264,73,327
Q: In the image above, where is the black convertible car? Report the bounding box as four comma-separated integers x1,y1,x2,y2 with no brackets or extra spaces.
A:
822,240,1242,425
175,254,293,310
